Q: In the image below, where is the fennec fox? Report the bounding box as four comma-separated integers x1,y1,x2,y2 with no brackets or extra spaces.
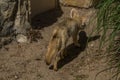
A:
45,8,86,71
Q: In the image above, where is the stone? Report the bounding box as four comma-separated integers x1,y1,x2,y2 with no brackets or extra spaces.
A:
16,34,28,43
59,0,100,8
0,0,16,36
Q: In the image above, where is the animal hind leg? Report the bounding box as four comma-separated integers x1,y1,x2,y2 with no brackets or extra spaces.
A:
53,53,61,71
60,34,68,59
53,34,68,71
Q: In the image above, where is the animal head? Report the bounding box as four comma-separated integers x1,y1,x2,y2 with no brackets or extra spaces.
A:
70,8,86,26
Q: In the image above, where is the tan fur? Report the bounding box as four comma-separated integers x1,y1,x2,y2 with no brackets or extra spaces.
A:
45,28,60,65
45,8,86,71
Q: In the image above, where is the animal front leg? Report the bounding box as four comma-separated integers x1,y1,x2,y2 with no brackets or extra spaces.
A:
72,32,80,47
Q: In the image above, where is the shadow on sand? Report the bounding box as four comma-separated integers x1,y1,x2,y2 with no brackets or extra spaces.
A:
56,31,100,70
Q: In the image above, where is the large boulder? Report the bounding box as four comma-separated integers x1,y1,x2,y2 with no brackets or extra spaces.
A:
59,0,100,8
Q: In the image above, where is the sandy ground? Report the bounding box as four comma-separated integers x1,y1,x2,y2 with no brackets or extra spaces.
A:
0,6,115,80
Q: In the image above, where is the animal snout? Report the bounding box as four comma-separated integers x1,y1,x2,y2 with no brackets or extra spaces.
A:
81,23,86,29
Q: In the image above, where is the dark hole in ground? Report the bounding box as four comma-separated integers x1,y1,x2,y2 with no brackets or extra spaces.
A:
49,31,100,70
31,8,63,29
30,6,63,42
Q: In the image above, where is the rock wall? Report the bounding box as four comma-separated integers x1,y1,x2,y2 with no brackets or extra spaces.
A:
0,0,31,37
59,0,100,8
0,0,17,36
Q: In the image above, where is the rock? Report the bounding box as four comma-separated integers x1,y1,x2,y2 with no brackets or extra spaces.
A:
59,0,100,8
0,0,17,36
0,0,31,38
16,34,28,43
14,0,31,35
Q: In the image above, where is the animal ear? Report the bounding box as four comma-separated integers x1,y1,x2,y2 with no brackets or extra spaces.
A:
70,8,79,18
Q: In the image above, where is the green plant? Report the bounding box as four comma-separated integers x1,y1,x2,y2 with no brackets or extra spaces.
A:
96,0,120,48
94,0,120,80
